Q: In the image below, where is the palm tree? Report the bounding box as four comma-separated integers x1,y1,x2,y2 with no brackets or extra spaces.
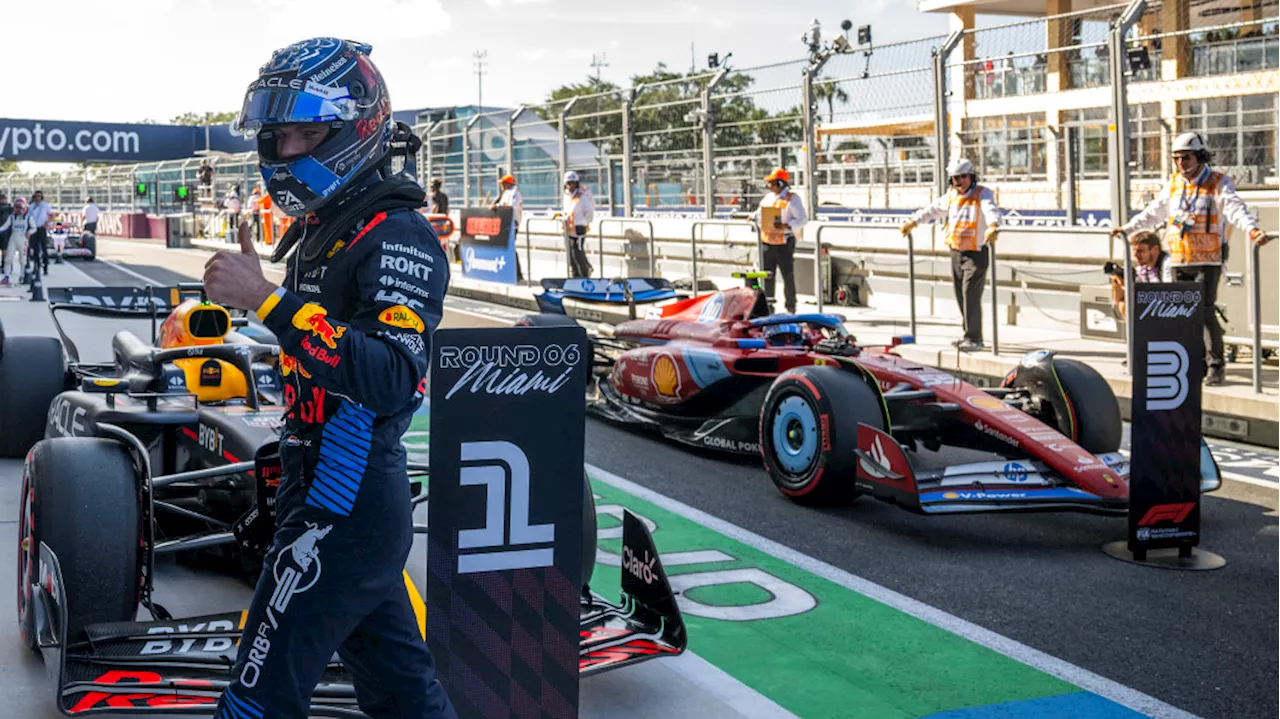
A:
812,79,850,124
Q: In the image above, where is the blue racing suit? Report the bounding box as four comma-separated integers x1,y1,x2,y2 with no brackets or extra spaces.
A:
216,202,456,719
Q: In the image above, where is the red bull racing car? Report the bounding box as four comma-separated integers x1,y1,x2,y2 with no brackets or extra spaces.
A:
0,283,685,715
522,278,1222,513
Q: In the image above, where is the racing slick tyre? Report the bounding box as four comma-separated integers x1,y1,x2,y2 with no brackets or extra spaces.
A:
1049,358,1121,455
0,336,68,458
760,366,885,506
80,232,96,260
582,472,597,591
515,313,581,328
18,438,140,651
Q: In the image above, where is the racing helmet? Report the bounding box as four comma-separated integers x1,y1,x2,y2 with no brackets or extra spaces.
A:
764,322,805,347
232,38,394,218
12,198,25,213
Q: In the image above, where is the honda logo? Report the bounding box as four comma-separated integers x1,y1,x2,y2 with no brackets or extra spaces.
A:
1146,341,1189,411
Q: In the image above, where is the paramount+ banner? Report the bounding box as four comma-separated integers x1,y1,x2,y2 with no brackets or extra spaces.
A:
0,117,251,163
1128,282,1205,555
459,207,517,284
427,326,588,718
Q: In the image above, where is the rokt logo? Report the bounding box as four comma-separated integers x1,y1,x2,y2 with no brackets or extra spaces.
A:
1146,341,1189,411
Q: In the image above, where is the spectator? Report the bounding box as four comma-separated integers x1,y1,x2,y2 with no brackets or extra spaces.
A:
1109,230,1172,320
750,168,807,314
490,174,522,227
428,178,449,214
254,183,275,246
27,190,52,273
198,159,214,199
249,186,264,244
223,188,242,243
82,196,100,235
1112,131,1267,386
491,175,523,278
2,198,28,286
562,170,594,278
900,158,1003,352
0,193,11,280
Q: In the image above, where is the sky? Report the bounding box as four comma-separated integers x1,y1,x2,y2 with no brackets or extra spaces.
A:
12,0,957,171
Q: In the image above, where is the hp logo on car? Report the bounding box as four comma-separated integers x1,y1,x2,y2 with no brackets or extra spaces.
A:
1146,341,1189,411
1001,462,1029,483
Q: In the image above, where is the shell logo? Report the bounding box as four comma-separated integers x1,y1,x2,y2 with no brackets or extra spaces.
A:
943,492,960,500
651,353,682,398
967,395,1008,411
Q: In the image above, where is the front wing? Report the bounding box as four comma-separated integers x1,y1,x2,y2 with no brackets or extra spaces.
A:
853,424,1222,516
32,511,686,715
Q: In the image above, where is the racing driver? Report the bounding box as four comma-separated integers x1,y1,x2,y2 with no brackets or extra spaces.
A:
202,37,456,719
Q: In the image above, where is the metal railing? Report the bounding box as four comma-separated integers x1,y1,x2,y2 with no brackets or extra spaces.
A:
690,220,760,291
596,218,656,277
1248,237,1278,392
521,217,567,283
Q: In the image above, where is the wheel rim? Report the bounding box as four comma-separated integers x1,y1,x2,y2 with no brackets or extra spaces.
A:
770,394,820,476
16,469,34,633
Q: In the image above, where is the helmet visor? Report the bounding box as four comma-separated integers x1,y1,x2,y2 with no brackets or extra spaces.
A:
231,83,360,138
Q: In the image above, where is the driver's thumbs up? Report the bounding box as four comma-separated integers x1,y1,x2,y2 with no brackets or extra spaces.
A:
238,221,259,260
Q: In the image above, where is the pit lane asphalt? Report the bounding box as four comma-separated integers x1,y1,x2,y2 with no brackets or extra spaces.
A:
41,245,1280,717
0,252,789,718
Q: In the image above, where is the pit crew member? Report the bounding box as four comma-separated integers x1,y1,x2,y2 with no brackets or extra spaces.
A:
1112,131,1267,386
900,158,1003,352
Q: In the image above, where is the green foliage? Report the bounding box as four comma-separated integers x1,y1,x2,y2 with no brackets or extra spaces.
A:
169,111,239,126
537,63,804,159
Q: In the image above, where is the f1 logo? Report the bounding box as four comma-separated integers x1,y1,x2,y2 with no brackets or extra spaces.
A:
1146,341,1189,411
457,440,555,574
1137,502,1196,526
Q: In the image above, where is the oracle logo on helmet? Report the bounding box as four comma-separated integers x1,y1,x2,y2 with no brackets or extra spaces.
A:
239,37,394,218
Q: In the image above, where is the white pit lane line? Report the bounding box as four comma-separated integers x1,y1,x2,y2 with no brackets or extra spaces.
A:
586,464,1200,719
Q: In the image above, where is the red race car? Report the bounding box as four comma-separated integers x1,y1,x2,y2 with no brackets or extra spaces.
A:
520,279,1222,514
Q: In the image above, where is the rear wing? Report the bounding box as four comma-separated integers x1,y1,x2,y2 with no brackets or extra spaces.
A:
47,286,188,316
45,284,234,363
540,277,677,304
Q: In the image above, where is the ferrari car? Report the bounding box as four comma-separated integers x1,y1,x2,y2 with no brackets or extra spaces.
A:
520,277,1223,514
1,283,685,715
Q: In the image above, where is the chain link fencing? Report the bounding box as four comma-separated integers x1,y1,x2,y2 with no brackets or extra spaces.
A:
3,2,1276,225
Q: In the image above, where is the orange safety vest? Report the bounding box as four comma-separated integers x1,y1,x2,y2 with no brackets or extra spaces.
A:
762,192,793,245
259,195,275,246
944,186,986,252
1165,168,1225,266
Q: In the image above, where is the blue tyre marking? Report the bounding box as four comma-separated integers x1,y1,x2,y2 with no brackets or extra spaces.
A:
772,394,819,475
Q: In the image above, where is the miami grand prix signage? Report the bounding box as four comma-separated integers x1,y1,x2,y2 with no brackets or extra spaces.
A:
0,117,252,163
1128,282,1205,557
427,326,588,718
